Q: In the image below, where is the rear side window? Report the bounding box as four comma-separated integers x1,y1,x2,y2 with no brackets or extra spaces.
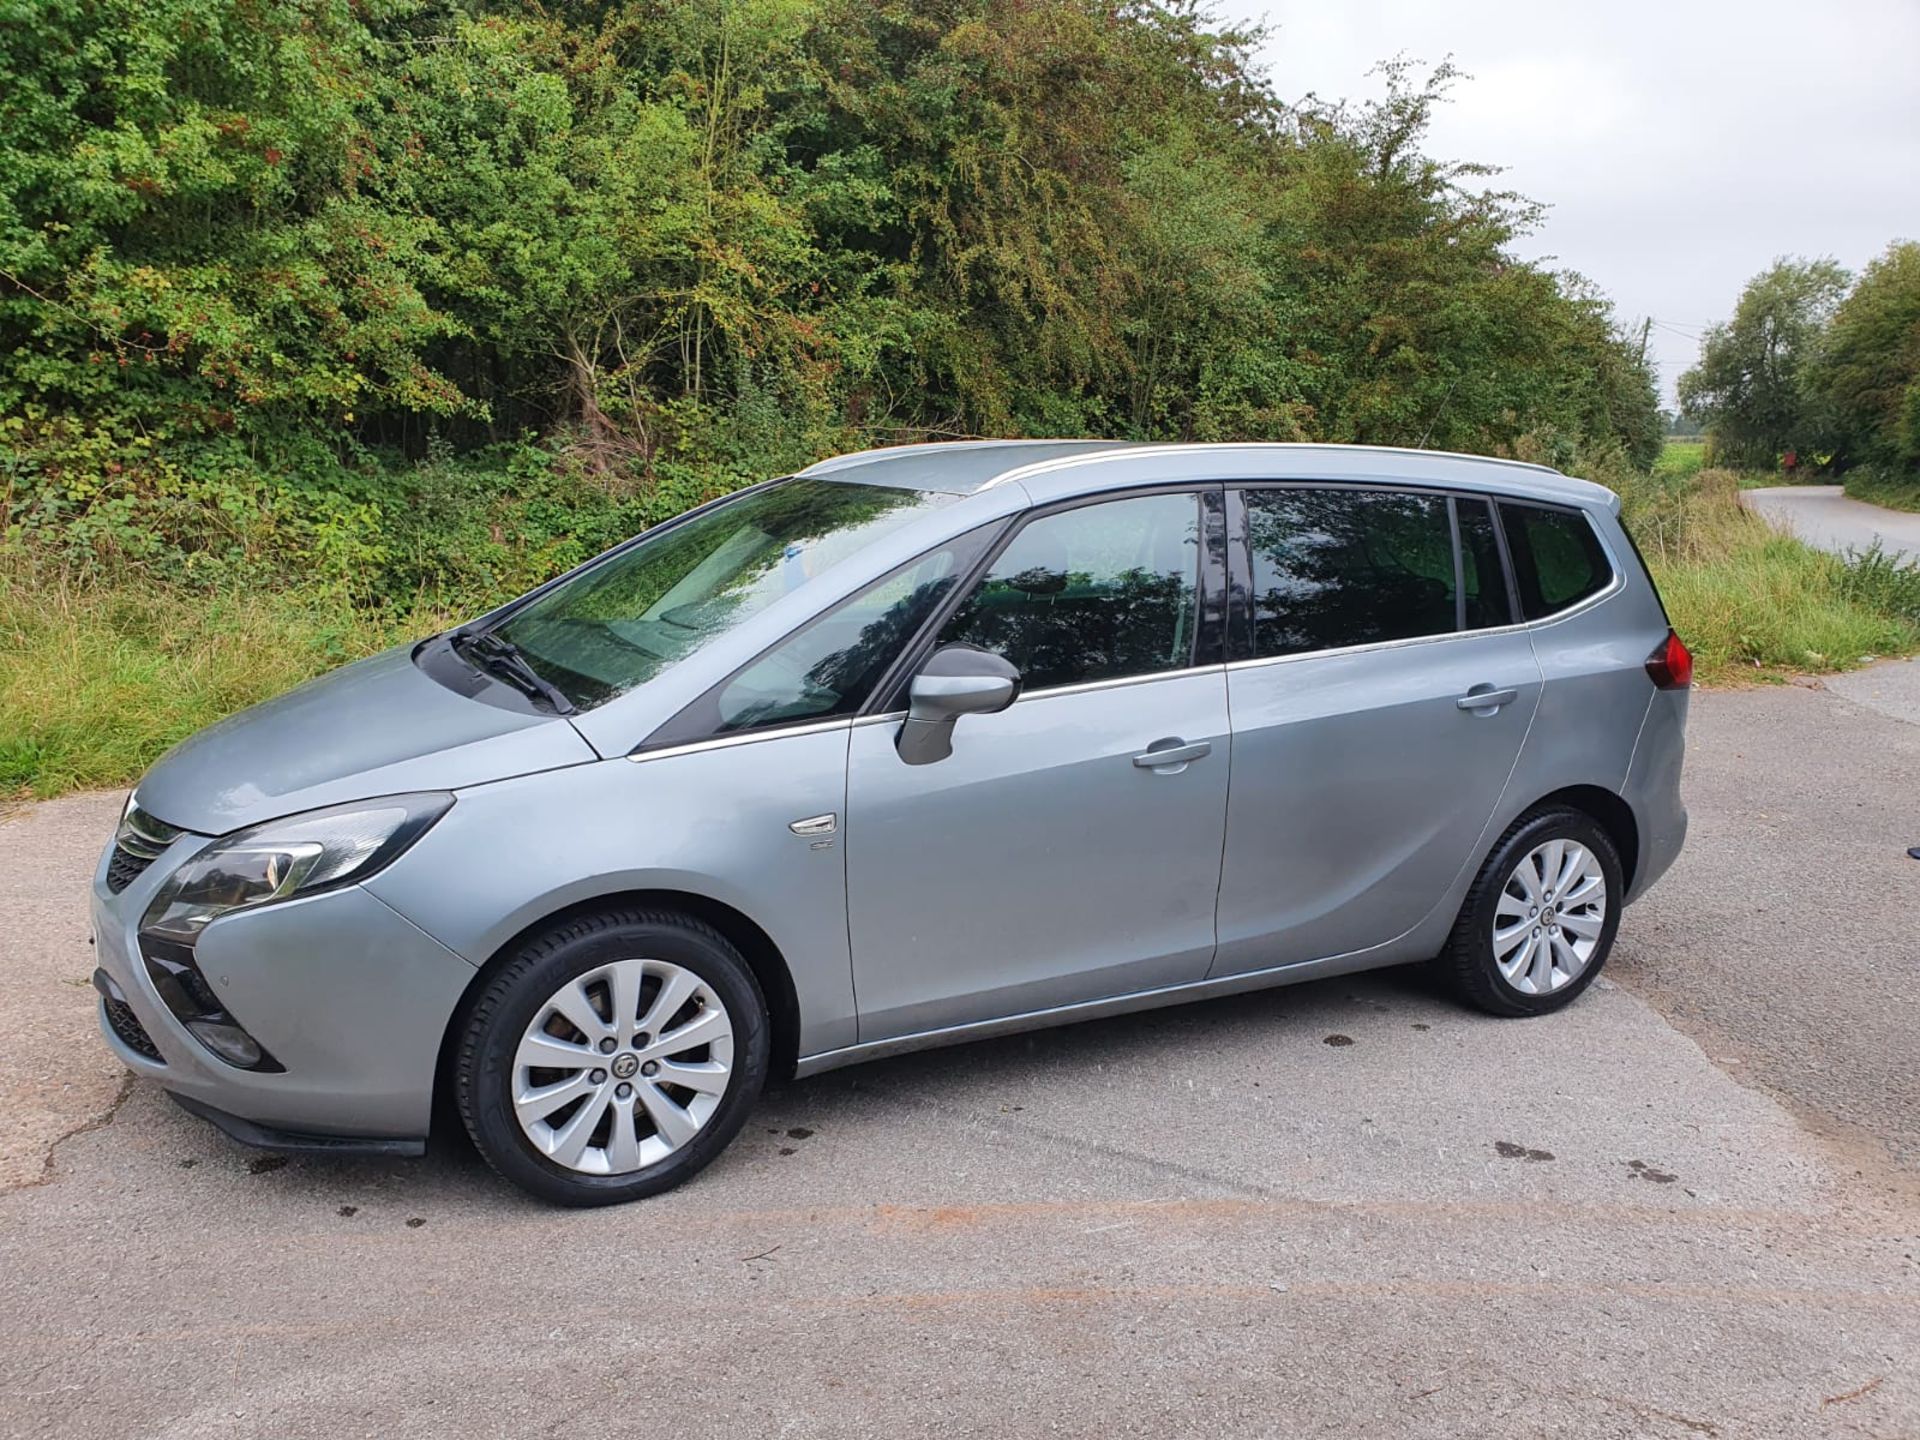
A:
1244,488,1457,657
1455,498,1514,629
1499,502,1613,619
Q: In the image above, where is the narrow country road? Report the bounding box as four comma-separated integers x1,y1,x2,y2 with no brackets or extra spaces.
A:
1742,483,1920,559
3,677,1919,1437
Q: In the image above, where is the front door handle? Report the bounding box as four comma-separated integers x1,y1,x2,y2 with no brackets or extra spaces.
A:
1133,738,1212,771
1456,685,1519,714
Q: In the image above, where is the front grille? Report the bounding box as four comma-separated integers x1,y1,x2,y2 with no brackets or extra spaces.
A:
102,996,163,1062
104,844,155,894
105,795,185,894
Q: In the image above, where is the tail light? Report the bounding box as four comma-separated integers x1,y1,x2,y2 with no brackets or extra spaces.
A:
1646,629,1693,690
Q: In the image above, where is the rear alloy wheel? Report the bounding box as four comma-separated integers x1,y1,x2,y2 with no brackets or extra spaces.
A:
457,909,768,1205
1440,807,1623,1017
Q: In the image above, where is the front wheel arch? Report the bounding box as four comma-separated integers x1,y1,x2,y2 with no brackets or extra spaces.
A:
432,888,801,1143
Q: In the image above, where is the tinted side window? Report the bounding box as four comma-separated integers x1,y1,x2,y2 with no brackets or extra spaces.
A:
937,493,1201,690
709,544,971,734
1455,498,1514,629
1499,502,1613,619
1244,488,1457,657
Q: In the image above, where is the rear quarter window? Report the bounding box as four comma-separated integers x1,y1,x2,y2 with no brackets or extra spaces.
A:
1498,502,1614,620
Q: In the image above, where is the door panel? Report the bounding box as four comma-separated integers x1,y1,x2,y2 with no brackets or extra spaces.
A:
845,670,1230,1041
1212,628,1542,975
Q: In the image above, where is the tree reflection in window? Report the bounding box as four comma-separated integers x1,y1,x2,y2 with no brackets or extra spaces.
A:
1245,488,1458,657
716,547,967,732
496,478,950,708
938,493,1201,690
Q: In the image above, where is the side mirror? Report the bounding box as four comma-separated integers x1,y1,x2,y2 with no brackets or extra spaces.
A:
896,644,1021,766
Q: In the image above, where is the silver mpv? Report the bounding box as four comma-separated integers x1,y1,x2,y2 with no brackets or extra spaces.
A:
92,442,1690,1205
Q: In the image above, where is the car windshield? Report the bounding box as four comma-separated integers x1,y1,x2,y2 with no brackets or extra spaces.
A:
488,478,951,709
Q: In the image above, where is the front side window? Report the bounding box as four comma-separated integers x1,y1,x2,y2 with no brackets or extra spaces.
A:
936,492,1202,691
1244,488,1458,657
492,478,952,709
710,542,973,734
1499,502,1613,619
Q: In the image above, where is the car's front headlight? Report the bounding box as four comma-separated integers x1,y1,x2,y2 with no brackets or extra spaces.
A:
141,793,454,943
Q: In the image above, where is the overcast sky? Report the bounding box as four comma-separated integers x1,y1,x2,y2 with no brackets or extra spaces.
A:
1220,0,1920,405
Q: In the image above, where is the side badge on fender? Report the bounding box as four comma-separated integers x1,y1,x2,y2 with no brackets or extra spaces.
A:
788,813,837,847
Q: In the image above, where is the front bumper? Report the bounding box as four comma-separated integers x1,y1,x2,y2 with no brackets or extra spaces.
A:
90,836,478,1145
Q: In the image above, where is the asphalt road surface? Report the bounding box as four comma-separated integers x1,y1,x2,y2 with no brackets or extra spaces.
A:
1743,483,1920,560
3,679,1917,1439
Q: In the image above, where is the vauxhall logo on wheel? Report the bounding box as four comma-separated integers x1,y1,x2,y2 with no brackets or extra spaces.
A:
610,1053,640,1080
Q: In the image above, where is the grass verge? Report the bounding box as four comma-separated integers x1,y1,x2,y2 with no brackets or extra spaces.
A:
1841,465,1920,514
0,571,450,799
1622,468,1920,683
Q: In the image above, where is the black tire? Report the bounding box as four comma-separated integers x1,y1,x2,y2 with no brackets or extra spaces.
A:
1439,806,1623,1018
456,907,769,1206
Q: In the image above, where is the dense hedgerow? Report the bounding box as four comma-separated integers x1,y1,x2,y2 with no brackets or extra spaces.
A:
1,1,1663,600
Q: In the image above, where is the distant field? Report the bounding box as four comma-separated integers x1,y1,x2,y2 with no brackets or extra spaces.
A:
1658,438,1822,491
1655,438,1706,481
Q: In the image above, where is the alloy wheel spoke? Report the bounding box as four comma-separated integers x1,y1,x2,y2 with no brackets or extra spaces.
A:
637,1080,698,1148
1561,873,1605,907
640,968,700,1040
1537,841,1565,897
1559,909,1604,940
603,1094,643,1173
1492,918,1533,959
647,1006,729,1057
515,1032,598,1074
654,1057,730,1095
1526,933,1556,992
1554,843,1588,897
1550,932,1583,979
547,1087,614,1170
547,980,611,1043
607,960,646,1046
514,1070,594,1126
1501,933,1536,985
1510,859,1543,904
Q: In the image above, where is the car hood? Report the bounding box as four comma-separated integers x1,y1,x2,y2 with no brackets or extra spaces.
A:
134,645,597,835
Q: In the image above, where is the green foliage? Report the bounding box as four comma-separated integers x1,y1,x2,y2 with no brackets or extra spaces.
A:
1677,258,1851,469
1841,464,1920,514
3,0,1663,600
1803,241,1920,472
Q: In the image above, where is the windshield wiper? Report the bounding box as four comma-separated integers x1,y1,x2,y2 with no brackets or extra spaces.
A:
454,630,577,716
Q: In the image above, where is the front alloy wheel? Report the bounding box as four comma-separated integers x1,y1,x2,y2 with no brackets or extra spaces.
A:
513,959,736,1175
457,909,768,1205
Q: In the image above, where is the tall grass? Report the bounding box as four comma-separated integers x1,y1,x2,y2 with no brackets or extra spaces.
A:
1841,464,1920,514
1618,466,1920,682
0,569,451,798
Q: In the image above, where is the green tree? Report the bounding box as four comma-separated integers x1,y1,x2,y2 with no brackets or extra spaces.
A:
1803,240,1920,473
1678,257,1851,468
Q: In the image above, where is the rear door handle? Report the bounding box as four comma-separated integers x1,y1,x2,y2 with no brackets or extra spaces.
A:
1133,739,1212,771
1456,686,1519,714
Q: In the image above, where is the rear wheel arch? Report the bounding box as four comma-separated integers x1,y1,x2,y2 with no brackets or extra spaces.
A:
434,888,802,1138
1530,784,1639,894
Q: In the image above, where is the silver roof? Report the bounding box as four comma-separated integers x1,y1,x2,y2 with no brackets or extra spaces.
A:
799,440,1616,508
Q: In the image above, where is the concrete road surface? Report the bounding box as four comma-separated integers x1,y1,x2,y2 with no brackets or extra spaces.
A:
1742,483,1920,560
3,684,1918,1439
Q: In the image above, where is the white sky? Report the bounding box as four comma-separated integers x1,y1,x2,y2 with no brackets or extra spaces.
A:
1221,0,1920,404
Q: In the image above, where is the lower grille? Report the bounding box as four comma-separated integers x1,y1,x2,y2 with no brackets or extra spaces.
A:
102,995,164,1063
105,844,155,894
